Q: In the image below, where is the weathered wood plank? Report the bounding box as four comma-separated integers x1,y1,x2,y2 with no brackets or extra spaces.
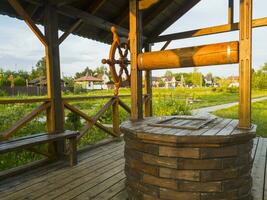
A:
1,138,266,200
251,138,266,200
73,172,126,199
264,139,267,200
55,161,125,200
0,142,124,197
110,188,128,200
0,131,76,154
93,178,126,200
2,157,125,200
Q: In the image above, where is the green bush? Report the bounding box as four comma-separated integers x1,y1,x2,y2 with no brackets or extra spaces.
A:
226,87,238,93
74,84,86,94
66,112,82,130
0,89,7,96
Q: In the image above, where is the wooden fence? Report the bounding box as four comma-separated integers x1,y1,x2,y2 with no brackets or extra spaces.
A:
0,95,134,158
0,86,74,96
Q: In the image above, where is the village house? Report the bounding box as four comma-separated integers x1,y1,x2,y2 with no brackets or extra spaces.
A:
151,77,161,87
228,76,239,87
162,76,177,89
74,74,109,90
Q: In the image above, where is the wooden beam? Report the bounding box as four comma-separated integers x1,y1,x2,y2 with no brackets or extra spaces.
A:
57,5,129,37
130,0,143,120
161,40,171,50
143,0,172,27
144,44,152,117
58,0,108,45
153,17,267,43
0,98,50,104
44,3,65,156
7,0,47,46
228,0,234,24
2,102,51,139
138,41,239,70
63,100,117,139
139,0,159,10
112,97,120,136
238,0,252,129
118,99,131,114
56,0,79,6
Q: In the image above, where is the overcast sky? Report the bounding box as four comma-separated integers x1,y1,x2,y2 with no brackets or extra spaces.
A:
0,0,266,78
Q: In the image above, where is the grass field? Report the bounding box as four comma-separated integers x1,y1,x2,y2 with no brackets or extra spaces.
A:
213,100,267,137
0,87,267,170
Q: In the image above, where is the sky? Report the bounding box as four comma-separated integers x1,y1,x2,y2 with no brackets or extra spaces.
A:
0,0,266,78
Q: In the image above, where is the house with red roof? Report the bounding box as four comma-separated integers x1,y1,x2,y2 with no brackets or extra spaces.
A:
74,74,108,90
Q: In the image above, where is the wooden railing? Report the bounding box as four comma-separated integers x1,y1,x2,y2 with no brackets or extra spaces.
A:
63,95,131,141
0,95,131,141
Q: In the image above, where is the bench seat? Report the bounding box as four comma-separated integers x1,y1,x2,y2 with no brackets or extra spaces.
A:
0,131,78,166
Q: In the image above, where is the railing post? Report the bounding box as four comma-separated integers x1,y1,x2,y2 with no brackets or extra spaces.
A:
112,97,120,136
130,0,143,121
239,0,252,129
44,3,65,158
144,44,152,117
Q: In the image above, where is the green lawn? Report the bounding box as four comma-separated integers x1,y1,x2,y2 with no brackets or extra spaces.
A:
213,100,267,137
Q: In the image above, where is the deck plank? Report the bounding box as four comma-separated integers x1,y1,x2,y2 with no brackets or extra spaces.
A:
252,137,267,200
1,143,124,199
0,138,267,200
264,139,267,200
93,178,126,200
110,189,128,200
0,141,123,191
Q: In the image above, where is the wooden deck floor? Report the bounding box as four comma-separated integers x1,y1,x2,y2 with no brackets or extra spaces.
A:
0,137,266,200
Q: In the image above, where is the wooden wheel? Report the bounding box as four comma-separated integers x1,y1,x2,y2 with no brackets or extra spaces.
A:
102,27,130,95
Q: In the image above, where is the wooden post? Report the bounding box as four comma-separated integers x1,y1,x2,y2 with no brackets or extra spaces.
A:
112,97,120,136
144,44,152,117
130,0,143,120
44,3,65,156
228,0,234,24
239,0,252,129
69,136,77,167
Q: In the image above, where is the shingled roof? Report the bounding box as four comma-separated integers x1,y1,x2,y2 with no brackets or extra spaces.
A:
0,0,200,44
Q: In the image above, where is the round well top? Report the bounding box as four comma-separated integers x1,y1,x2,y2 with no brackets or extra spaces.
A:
120,116,256,145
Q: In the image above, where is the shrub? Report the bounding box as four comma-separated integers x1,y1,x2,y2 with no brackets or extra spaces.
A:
66,112,82,130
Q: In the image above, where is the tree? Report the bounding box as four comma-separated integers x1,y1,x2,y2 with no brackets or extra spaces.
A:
29,57,46,80
63,76,74,87
260,63,267,71
14,76,26,86
164,70,173,77
0,71,10,87
191,68,203,87
95,66,107,76
75,67,94,79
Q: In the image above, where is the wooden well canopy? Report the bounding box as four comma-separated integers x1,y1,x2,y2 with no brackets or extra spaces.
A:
0,0,200,45
1,0,267,131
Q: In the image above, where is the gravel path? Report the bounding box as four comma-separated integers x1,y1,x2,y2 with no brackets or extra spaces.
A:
192,96,267,116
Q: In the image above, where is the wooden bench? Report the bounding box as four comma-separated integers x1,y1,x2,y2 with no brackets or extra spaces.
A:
0,131,78,167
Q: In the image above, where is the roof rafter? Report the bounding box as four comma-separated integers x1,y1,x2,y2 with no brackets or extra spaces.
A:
143,0,172,26
8,0,47,46
58,0,108,45
148,0,201,41
57,5,129,37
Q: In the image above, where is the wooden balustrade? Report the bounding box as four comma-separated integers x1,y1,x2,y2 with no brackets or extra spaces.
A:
0,96,131,145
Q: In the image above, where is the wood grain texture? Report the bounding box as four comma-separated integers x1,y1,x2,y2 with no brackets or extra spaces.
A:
0,138,266,199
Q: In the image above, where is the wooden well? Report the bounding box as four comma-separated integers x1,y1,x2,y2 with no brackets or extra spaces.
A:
121,116,256,200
